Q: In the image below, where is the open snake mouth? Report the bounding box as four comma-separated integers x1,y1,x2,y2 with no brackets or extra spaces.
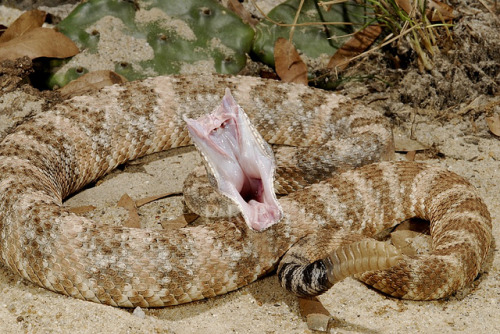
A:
185,89,283,231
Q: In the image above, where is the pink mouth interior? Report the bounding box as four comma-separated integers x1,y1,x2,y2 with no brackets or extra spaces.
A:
185,89,282,231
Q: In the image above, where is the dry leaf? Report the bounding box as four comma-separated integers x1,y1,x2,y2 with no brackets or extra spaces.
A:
228,0,259,26
299,297,332,332
328,25,382,71
405,150,417,161
486,114,500,136
135,191,181,207
395,0,412,15
68,205,96,214
0,27,79,61
274,37,308,85
0,9,46,43
160,213,198,230
160,219,188,230
182,213,199,225
117,193,136,211
59,70,128,98
427,0,455,21
117,193,141,228
395,0,455,21
393,128,428,152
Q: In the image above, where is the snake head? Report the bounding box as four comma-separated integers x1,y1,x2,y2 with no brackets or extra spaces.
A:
184,88,283,231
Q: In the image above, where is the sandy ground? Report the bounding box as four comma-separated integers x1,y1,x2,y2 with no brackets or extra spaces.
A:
1,2,500,334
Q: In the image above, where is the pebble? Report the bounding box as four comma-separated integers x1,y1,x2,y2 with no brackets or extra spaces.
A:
132,306,146,319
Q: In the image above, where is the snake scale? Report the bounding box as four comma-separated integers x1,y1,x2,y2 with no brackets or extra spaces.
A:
0,74,492,307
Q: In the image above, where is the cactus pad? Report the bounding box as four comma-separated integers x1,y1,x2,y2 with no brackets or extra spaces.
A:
49,0,254,87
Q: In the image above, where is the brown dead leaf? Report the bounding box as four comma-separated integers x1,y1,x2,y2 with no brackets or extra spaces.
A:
0,27,79,62
328,25,382,71
0,10,46,43
405,150,417,161
160,213,198,230
160,219,188,230
274,37,308,85
394,0,412,15
68,205,96,214
299,297,332,332
59,70,128,98
486,114,500,136
135,191,182,207
228,0,259,26
427,0,455,21
395,0,455,21
117,193,141,228
393,128,428,152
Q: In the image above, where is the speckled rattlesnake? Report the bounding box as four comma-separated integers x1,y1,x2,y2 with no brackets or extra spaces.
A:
0,74,492,307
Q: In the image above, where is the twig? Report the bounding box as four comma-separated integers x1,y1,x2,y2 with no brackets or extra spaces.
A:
250,0,357,27
319,0,351,6
478,0,499,18
289,0,305,41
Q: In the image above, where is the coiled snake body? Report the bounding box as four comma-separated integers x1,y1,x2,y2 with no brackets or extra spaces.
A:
0,75,491,307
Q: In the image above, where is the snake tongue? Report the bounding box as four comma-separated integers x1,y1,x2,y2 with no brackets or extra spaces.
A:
185,88,283,231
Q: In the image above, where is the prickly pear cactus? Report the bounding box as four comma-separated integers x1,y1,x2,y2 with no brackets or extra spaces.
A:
252,0,369,67
48,0,254,87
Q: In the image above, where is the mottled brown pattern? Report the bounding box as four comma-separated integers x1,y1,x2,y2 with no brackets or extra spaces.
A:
0,74,491,307
277,162,491,299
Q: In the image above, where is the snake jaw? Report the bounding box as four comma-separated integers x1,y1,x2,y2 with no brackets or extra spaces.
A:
185,88,283,231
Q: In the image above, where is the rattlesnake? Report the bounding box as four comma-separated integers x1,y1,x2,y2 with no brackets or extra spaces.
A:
0,74,492,307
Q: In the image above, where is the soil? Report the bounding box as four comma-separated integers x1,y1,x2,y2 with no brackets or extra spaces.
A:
0,1,499,333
